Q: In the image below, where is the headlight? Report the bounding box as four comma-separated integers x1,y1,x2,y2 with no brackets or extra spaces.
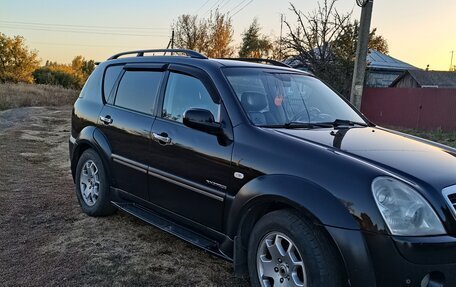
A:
372,177,445,236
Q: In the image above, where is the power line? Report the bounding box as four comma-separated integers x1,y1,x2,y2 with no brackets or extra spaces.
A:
227,0,248,15
231,0,254,17
0,25,169,37
0,20,167,30
194,0,211,14
219,0,234,10
202,0,224,17
29,41,139,48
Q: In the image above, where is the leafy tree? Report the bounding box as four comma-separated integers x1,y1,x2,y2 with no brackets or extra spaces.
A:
239,19,273,58
206,10,234,58
174,15,209,52
32,68,80,89
368,28,388,54
0,33,40,83
173,10,234,58
71,55,95,85
34,55,95,89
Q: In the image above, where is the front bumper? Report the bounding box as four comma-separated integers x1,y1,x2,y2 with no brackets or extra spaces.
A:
327,226,456,287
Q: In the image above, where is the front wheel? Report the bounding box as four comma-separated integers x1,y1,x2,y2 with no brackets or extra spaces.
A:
248,209,345,287
75,149,116,217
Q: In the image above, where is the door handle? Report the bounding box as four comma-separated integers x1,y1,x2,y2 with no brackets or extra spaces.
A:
99,115,113,125
152,132,172,144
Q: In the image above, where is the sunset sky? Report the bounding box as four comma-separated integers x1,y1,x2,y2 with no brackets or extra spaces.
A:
1,0,455,71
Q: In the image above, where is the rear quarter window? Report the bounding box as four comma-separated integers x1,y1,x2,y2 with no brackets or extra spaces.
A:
103,65,124,101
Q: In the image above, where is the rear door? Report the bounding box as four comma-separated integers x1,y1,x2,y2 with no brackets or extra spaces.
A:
148,64,234,231
98,64,165,200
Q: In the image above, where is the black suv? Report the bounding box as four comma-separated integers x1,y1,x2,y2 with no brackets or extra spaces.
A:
70,49,456,287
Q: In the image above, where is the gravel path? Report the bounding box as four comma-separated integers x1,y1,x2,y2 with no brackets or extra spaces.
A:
0,106,248,287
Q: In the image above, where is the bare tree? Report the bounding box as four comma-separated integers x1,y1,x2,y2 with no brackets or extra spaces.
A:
283,0,388,98
283,0,352,78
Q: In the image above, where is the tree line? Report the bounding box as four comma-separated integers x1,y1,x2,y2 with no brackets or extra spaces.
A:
173,0,388,98
0,0,388,97
0,33,95,89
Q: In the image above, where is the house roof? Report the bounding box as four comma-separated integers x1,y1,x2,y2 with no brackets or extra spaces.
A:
391,70,456,88
367,49,418,71
284,49,418,72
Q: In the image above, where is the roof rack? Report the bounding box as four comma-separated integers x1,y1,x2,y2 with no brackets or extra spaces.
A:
219,58,291,68
108,49,207,60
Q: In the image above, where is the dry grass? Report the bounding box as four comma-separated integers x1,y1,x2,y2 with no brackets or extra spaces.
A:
0,82,79,111
392,127,456,148
0,106,248,287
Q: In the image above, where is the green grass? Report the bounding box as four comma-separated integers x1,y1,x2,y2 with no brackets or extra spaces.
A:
394,128,456,148
0,82,79,111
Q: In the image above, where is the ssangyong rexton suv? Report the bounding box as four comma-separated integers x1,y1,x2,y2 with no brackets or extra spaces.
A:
69,49,456,287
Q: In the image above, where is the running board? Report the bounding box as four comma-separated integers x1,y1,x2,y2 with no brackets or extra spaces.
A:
111,201,229,260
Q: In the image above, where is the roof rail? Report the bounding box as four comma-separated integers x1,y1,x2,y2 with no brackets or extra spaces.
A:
219,58,291,68
108,49,207,60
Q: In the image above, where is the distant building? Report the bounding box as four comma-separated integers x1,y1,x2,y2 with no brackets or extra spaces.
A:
365,49,419,88
390,70,456,88
284,49,418,88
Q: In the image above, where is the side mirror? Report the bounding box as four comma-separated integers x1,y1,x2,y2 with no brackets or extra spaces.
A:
183,108,222,135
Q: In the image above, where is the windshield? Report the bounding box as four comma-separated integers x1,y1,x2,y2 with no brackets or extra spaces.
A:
223,68,366,127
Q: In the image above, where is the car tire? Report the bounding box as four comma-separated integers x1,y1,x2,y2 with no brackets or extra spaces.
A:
248,209,345,287
75,148,116,217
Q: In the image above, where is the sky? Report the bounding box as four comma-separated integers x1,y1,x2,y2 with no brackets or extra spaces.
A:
0,0,455,71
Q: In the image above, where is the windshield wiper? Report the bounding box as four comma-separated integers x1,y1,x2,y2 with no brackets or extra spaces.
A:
259,120,365,129
316,119,368,128
258,121,333,129
284,121,334,129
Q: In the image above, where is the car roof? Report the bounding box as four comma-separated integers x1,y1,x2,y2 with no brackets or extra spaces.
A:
100,55,311,75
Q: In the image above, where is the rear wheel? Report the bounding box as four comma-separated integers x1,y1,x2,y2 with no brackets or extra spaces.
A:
248,209,345,287
75,149,116,216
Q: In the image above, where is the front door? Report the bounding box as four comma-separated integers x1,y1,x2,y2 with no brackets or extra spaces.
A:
148,65,233,231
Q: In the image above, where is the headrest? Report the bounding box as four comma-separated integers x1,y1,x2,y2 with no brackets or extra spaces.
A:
241,92,268,112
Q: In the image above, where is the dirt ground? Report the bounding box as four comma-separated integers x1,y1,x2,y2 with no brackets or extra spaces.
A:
0,106,249,287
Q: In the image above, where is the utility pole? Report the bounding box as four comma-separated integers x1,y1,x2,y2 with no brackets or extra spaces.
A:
279,14,284,60
171,29,175,49
350,0,374,110
450,50,454,71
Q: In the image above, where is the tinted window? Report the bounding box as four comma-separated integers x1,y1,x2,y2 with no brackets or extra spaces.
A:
162,72,220,123
115,71,163,115
103,65,123,101
224,68,365,126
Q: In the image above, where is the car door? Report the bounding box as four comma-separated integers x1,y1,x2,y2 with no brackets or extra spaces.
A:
98,64,165,200
148,64,234,231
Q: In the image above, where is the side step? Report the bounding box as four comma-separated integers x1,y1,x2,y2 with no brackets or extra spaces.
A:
111,201,229,260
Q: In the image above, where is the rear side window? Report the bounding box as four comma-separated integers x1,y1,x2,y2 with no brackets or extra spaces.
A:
103,65,123,101
115,71,163,115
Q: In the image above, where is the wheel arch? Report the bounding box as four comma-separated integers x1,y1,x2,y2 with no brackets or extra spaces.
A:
70,126,114,186
226,174,358,281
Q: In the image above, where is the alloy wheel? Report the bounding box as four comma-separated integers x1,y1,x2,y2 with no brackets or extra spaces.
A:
79,160,100,206
256,232,307,287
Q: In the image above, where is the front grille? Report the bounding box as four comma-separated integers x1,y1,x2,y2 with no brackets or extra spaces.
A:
442,185,456,217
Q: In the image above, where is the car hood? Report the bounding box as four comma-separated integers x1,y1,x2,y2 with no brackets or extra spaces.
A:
274,127,456,190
